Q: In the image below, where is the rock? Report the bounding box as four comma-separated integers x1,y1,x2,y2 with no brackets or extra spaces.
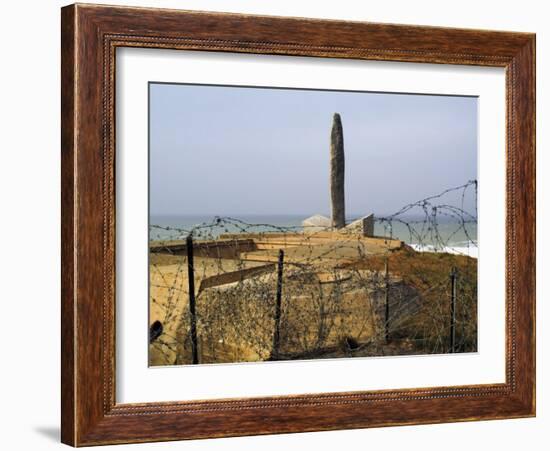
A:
302,214,331,233
330,113,346,229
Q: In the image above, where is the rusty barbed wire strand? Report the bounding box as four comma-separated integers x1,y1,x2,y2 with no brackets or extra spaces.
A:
148,181,478,365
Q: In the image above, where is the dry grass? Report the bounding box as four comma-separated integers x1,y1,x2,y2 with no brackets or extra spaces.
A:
347,248,477,353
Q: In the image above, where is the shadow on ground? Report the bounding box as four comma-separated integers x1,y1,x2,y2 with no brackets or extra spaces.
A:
34,426,59,442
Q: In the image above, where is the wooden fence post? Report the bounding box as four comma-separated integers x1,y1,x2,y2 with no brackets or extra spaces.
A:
186,235,199,364
271,249,285,360
450,266,458,353
385,257,390,343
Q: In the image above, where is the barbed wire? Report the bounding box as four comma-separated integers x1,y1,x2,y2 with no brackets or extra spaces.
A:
148,181,478,365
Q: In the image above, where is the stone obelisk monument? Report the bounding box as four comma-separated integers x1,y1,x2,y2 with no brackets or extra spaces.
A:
330,113,345,229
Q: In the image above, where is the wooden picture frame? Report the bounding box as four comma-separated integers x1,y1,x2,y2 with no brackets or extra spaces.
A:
61,3,535,446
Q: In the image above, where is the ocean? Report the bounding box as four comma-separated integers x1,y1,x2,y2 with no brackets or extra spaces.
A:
150,214,477,257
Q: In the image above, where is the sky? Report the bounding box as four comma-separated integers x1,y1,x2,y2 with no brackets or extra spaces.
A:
149,83,477,217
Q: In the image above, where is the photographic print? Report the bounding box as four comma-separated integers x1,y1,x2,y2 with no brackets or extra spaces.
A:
148,83,478,366
61,6,535,444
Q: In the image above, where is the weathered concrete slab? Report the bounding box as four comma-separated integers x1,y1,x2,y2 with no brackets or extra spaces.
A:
149,238,256,259
198,263,276,293
219,231,402,249
302,214,331,233
344,214,375,237
240,239,400,266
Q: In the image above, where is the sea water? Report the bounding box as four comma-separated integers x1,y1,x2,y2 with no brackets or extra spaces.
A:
149,214,477,257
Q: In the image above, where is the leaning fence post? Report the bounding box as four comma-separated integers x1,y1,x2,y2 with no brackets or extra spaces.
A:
271,249,285,360
384,257,390,343
449,266,458,353
186,234,199,364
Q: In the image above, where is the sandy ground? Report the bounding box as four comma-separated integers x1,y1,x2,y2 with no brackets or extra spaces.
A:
149,254,269,365
149,251,382,366
149,235,477,366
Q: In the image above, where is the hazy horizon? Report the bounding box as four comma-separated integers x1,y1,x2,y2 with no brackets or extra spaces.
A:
149,83,477,218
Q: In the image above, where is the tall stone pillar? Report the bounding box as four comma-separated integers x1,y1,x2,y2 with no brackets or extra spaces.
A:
330,113,345,229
